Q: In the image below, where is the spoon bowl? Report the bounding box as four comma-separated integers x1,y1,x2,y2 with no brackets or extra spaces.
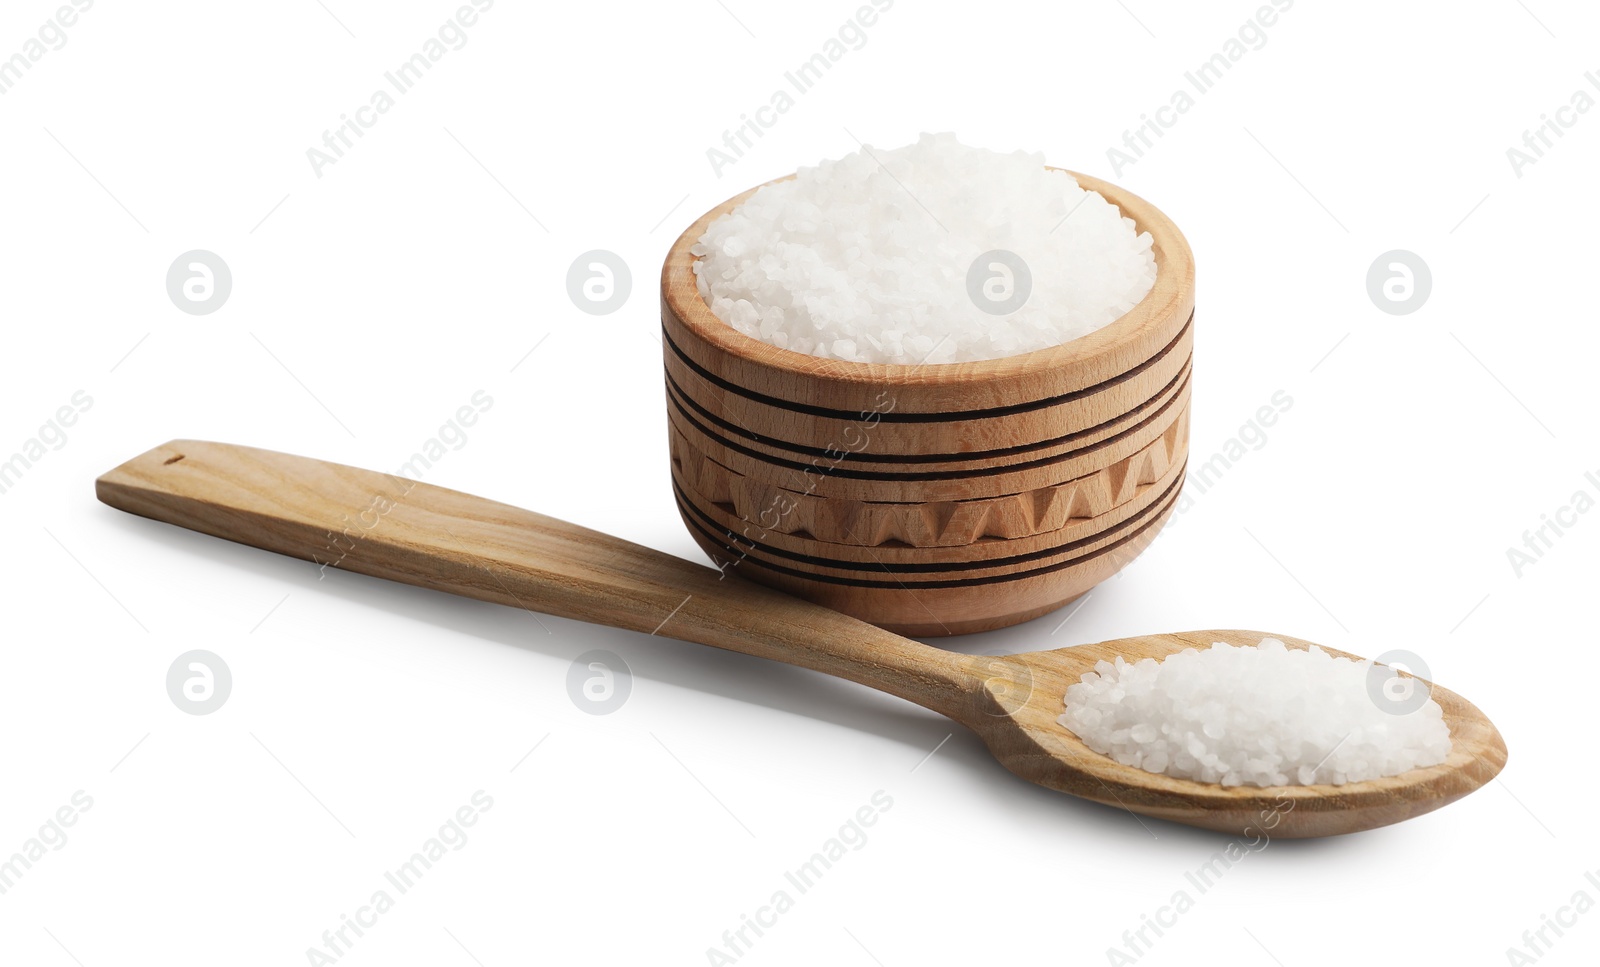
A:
971,630,1506,837
95,440,1507,838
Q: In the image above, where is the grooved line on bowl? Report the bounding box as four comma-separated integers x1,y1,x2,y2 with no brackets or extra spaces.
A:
659,310,1195,423
666,368,1190,483
666,358,1190,472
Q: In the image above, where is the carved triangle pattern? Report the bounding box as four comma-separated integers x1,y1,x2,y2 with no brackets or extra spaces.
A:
671,405,1188,548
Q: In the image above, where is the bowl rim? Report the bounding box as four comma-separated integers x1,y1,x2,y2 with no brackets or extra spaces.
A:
660,166,1195,389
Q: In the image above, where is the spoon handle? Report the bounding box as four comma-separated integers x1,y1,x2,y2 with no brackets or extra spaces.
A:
96,440,981,716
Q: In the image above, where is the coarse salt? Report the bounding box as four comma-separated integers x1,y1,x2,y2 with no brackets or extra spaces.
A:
691,133,1157,365
1058,638,1453,787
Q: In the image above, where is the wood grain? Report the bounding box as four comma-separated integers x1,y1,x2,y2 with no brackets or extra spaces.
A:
660,169,1196,633
96,441,1507,837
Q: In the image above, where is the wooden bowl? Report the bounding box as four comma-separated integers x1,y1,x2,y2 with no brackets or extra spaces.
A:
661,170,1195,636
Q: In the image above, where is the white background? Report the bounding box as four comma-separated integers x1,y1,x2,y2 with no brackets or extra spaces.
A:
2,1,1596,964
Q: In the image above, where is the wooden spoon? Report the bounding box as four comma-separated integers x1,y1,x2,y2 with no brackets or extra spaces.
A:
96,440,1507,837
